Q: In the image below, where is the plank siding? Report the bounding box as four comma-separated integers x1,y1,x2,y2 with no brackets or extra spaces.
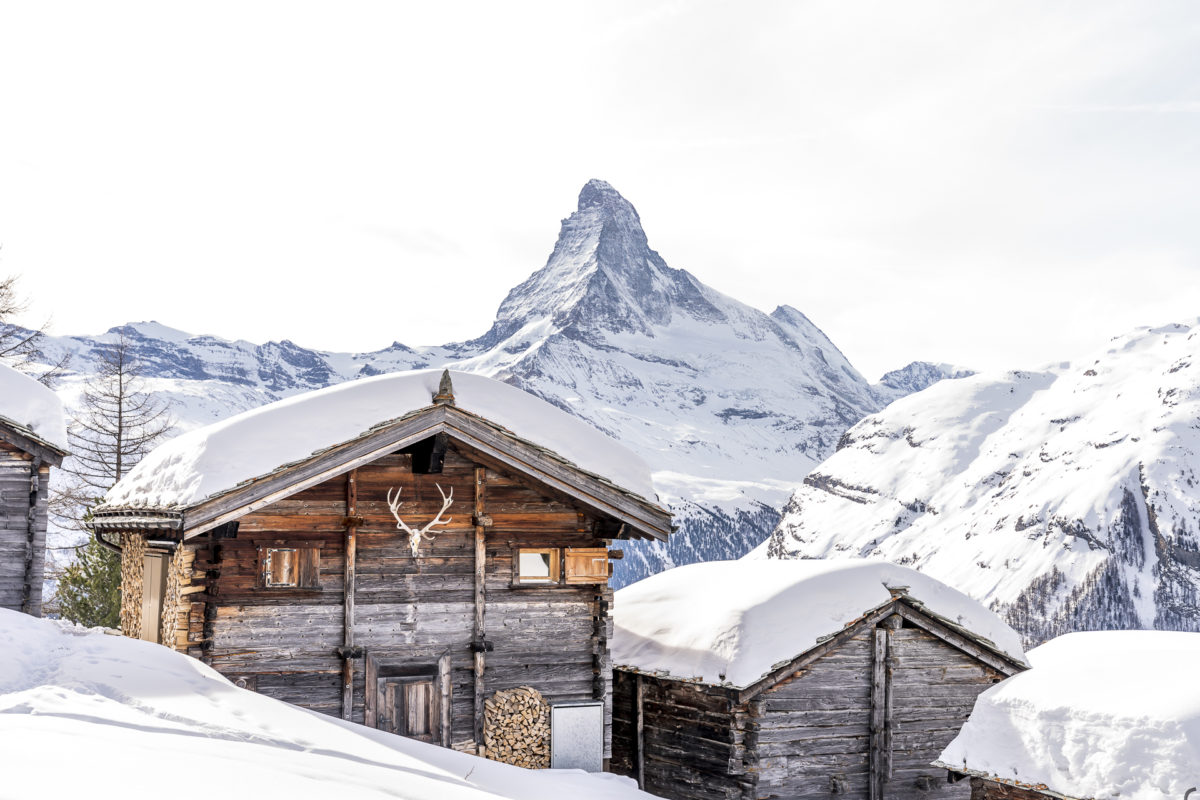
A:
172,443,617,757
753,630,874,800
0,441,49,616
615,611,1019,800
884,628,1002,800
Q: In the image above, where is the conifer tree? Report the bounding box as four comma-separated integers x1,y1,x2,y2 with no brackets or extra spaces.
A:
51,335,173,626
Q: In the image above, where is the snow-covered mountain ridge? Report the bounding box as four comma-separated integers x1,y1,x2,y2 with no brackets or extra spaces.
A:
39,181,958,583
757,321,1200,644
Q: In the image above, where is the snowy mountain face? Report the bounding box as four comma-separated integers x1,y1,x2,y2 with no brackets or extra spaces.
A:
39,180,947,583
756,322,1200,646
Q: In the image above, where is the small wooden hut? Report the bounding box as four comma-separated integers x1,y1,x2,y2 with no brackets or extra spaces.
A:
610,560,1028,800
89,369,672,765
935,630,1198,800
0,364,68,617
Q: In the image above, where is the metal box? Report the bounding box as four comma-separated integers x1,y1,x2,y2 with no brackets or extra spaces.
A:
550,701,604,771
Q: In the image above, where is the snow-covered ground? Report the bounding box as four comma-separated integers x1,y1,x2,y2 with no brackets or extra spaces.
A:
937,630,1200,800
0,609,653,800
612,559,1025,688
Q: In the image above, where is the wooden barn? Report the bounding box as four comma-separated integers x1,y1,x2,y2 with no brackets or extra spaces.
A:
89,369,672,766
0,363,68,617
610,560,1028,800
935,630,1198,800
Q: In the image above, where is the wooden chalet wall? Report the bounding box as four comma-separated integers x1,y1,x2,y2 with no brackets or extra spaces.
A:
0,441,51,616
613,612,1010,800
965,778,1050,800
165,443,615,755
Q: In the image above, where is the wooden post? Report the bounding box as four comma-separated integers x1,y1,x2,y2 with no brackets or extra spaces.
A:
21,457,41,615
635,674,645,790
342,469,358,721
473,466,487,753
871,615,901,800
439,652,452,747
870,627,887,800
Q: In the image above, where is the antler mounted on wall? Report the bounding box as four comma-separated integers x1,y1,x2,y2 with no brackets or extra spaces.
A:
387,484,454,557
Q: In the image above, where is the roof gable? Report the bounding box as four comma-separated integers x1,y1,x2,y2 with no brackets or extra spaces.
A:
611,560,1027,689
92,402,672,540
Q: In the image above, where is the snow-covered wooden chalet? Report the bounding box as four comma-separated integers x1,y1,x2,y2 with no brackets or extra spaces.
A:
89,369,672,764
0,364,67,617
610,560,1028,800
935,630,1200,800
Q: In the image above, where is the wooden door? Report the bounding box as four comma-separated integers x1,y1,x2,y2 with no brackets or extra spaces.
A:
378,677,437,743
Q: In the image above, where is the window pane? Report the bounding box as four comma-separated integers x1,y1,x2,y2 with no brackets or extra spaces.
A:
519,551,551,579
267,549,297,586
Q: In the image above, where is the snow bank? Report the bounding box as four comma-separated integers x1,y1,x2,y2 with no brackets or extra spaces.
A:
938,631,1200,800
0,608,652,800
612,559,1025,688
0,361,67,451
103,369,656,509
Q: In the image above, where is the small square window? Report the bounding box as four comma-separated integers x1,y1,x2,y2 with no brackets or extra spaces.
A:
516,548,560,584
260,546,320,589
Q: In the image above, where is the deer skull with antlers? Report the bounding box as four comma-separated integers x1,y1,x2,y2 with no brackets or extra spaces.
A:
387,484,454,557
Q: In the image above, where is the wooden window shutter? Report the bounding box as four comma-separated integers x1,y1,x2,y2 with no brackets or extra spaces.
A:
261,546,320,589
297,547,320,588
564,547,609,584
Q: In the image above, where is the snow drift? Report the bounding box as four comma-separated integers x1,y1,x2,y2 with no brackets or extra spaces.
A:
0,608,652,800
937,630,1200,800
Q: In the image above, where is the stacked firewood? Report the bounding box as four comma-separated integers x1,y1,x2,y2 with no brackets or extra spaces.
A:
483,686,551,768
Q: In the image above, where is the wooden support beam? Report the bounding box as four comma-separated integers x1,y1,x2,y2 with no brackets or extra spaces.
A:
635,674,645,790
439,652,452,748
473,466,487,753
870,626,889,800
21,457,41,615
342,469,358,721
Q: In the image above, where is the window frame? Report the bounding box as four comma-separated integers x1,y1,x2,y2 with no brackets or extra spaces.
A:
513,547,561,586
256,541,322,590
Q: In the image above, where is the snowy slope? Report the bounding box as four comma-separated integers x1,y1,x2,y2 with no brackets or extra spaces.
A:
937,631,1200,800
0,608,653,800
36,181,953,581
757,322,1200,645
612,559,1025,688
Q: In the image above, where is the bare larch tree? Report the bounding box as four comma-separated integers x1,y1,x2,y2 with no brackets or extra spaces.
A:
0,273,70,386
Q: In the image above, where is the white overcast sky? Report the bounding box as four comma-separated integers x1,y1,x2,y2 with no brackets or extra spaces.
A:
2,1,1199,380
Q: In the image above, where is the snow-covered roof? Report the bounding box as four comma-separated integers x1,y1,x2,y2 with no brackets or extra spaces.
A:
937,630,1200,800
612,559,1026,689
0,362,67,454
0,608,653,800
102,369,657,510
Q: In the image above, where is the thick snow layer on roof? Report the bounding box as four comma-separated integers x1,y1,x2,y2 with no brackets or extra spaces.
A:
612,559,1025,688
0,608,652,800
103,369,656,509
0,362,67,451
938,631,1200,800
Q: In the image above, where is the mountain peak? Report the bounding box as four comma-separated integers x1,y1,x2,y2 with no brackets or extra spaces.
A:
578,179,638,217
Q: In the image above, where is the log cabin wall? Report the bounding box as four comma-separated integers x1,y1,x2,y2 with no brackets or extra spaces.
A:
612,672,752,800
614,613,1014,800
174,443,616,754
0,441,50,616
966,779,1050,800
747,628,875,800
